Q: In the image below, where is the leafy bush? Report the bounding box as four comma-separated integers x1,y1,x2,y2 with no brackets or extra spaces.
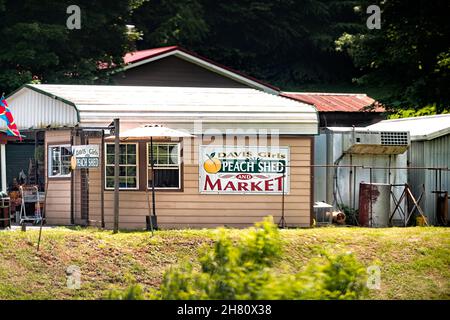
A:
388,105,450,119
109,217,367,300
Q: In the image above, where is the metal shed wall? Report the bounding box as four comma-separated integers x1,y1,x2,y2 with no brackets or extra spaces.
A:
314,130,408,216
408,134,450,224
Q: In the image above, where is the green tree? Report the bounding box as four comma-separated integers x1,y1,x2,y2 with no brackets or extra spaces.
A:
0,0,139,94
131,0,361,87
336,0,450,112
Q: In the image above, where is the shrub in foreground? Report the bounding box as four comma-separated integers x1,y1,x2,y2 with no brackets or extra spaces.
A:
108,217,367,300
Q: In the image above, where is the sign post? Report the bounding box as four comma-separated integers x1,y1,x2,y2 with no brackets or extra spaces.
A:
113,118,120,234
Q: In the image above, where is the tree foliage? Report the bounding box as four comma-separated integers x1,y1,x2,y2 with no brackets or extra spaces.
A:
131,0,361,86
108,218,368,300
0,0,137,94
1,0,448,113
336,0,450,111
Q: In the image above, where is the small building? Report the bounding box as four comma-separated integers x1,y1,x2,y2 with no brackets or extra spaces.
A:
110,46,279,94
368,115,450,225
3,84,318,229
282,92,385,127
313,127,409,223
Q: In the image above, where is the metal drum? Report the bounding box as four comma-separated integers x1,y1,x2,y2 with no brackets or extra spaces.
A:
359,183,391,227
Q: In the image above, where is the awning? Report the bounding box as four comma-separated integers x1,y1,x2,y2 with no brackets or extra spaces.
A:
105,124,194,141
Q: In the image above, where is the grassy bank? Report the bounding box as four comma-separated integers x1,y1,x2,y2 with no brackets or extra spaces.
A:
0,226,448,299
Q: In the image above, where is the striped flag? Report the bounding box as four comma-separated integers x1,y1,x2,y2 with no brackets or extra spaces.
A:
0,95,21,140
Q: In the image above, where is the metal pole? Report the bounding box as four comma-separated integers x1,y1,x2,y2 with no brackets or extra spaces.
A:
100,131,105,229
113,118,120,234
349,154,353,211
146,189,154,236
37,179,49,252
0,144,6,192
280,170,286,228
369,167,373,227
151,137,156,218
353,165,357,211
70,129,75,225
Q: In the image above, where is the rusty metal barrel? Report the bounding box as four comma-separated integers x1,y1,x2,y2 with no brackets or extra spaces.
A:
359,183,391,227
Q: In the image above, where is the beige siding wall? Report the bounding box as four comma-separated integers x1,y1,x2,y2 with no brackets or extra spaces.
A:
88,136,312,229
45,130,72,225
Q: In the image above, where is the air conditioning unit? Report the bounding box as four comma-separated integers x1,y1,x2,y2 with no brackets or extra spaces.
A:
342,130,410,155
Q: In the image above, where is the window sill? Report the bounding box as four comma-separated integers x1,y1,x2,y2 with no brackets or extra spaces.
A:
48,175,71,180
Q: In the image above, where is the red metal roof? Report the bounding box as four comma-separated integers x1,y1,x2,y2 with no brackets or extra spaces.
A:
281,92,383,112
123,46,178,64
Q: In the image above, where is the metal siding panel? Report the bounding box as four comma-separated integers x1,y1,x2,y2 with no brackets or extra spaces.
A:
409,135,450,224
314,134,327,202
320,129,408,212
3,88,78,129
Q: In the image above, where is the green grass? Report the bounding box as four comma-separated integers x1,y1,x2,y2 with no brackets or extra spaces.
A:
0,226,448,300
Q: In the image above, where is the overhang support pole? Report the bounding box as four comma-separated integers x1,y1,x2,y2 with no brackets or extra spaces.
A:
150,137,157,219
101,131,105,229
1,144,6,192
113,118,120,234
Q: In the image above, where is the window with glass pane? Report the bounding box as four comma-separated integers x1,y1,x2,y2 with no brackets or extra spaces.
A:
48,145,72,177
105,143,138,189
147,143,180,189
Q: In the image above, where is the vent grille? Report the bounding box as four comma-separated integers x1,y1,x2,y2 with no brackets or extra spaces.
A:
381,132,408,145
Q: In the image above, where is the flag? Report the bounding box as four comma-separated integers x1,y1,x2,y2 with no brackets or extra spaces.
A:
0,95,21,140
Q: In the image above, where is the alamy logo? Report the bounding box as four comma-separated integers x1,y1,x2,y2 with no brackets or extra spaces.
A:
66,265,81,289
367,265,381,290
66,5,81,30
366,5,381,29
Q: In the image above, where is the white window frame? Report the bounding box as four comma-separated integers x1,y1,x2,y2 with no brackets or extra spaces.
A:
104,142,139,190
147,142,181,190
48,144,72,178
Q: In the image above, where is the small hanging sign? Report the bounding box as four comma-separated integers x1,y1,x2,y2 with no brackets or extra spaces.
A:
71,145,100,169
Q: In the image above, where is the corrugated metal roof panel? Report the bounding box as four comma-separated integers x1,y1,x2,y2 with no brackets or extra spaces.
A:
282,92,383,112
6,84,319,135
368,115,450,140
2,87,78,129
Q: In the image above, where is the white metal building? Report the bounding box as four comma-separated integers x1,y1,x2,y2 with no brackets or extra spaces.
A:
314,127,409,220
368,115,450,224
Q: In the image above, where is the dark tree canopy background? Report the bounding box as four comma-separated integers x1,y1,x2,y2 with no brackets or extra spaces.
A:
0,0,449,111
131,0,361,87
0,0,136,93
336,0,450,112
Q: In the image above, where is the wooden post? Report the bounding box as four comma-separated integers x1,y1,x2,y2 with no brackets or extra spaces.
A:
150,137,156,217
113,118,120,233
37,179,49,252
0,144,6,192
100,131,105,228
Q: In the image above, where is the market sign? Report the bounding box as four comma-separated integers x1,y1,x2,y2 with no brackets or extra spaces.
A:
71,145,100,169
199,146,290,194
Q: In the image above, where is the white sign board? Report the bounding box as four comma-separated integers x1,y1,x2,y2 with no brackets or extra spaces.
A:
199,146,290,194
71,145,100,169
